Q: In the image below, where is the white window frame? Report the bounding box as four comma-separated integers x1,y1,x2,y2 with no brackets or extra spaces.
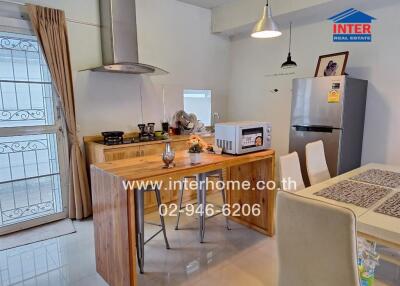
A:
0,16,69,235
183,89,212,127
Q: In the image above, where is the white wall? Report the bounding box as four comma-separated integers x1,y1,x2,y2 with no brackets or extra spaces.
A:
74,0,230,136
227,2,400,165
4,0,231,137
135,0,231,129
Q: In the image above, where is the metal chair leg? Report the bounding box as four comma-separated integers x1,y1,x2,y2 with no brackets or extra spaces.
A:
220,184,231,230
134,188,145,273
209,170,231,230
198,173,207,243
175,179,185,230
155,188,170,249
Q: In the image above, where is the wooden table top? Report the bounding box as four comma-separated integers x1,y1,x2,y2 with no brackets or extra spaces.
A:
296,163,400,249
92,149,275,181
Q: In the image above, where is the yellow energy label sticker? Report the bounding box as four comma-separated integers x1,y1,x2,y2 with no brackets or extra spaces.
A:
328,90,340,103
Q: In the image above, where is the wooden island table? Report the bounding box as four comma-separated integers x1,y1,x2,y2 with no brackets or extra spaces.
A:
91,149,276,286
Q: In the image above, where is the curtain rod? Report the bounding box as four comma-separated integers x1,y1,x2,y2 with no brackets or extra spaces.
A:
0,0,100,27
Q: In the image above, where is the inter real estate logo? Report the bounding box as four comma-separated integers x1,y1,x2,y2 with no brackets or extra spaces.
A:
328,8,376,42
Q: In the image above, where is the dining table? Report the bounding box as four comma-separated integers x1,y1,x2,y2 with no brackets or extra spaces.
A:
295,163,400,265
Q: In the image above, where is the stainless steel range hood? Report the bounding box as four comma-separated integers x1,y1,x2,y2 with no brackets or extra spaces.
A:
92,0,168,75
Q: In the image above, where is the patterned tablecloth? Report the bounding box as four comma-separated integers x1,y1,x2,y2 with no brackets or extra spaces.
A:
314,180,391,208
351,169,400,188
297,164,400,250
374,193,400,219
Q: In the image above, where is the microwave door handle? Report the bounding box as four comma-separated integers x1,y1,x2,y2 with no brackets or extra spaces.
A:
292,125,335,133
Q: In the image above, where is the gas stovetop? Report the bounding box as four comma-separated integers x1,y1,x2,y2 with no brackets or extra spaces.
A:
102,137,163,146
101,130,167,146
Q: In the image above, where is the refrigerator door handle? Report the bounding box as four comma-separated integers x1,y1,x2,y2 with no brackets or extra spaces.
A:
292,125,340,133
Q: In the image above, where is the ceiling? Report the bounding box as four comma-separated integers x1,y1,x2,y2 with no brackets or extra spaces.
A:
177,0,237,9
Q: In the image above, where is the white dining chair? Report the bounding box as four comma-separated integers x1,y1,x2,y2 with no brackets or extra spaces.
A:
279,152,305,192
306,140,331,185
276,191,360,286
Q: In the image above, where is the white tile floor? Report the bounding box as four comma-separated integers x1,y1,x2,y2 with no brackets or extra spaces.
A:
0,196,399,286
0,219,103,286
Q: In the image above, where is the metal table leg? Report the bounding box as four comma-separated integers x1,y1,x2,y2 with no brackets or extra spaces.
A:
175,175,198,231
197,173,206,243
134,188,145,274
175,178,185,230
155,188,170,249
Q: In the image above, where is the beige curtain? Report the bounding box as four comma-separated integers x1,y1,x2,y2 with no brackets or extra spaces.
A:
27,5,92,219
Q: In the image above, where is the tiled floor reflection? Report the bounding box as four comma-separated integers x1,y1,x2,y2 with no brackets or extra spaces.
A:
0,194,399,286
0,220,104,286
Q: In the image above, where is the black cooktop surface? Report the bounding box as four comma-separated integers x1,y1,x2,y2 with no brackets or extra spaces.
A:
102,137,164,146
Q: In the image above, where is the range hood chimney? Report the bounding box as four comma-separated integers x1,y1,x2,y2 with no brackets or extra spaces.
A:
92,0,168,75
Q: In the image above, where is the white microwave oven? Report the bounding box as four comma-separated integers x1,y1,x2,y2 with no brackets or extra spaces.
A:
215,121,272,155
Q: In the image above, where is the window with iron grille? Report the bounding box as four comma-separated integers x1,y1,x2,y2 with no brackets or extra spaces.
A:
0,30,68,233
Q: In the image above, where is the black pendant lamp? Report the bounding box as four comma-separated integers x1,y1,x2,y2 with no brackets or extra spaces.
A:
281,22,297,69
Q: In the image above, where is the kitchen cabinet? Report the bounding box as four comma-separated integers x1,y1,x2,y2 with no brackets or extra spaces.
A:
139,143,165,157
227,156,275,234
170,140,187,151
103,146,141,161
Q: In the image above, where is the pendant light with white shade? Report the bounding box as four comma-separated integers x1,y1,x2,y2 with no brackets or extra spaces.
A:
251,0,282,39
281,22,297,69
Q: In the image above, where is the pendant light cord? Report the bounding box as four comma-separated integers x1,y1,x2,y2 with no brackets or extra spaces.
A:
266,0,269,7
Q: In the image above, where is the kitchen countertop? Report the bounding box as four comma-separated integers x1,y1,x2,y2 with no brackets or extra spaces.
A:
94,149,274,181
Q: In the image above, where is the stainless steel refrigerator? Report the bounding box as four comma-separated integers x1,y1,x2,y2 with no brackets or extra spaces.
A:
289,76,368,186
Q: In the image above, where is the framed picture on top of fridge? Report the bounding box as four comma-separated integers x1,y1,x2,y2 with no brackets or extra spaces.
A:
314,51,349,77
